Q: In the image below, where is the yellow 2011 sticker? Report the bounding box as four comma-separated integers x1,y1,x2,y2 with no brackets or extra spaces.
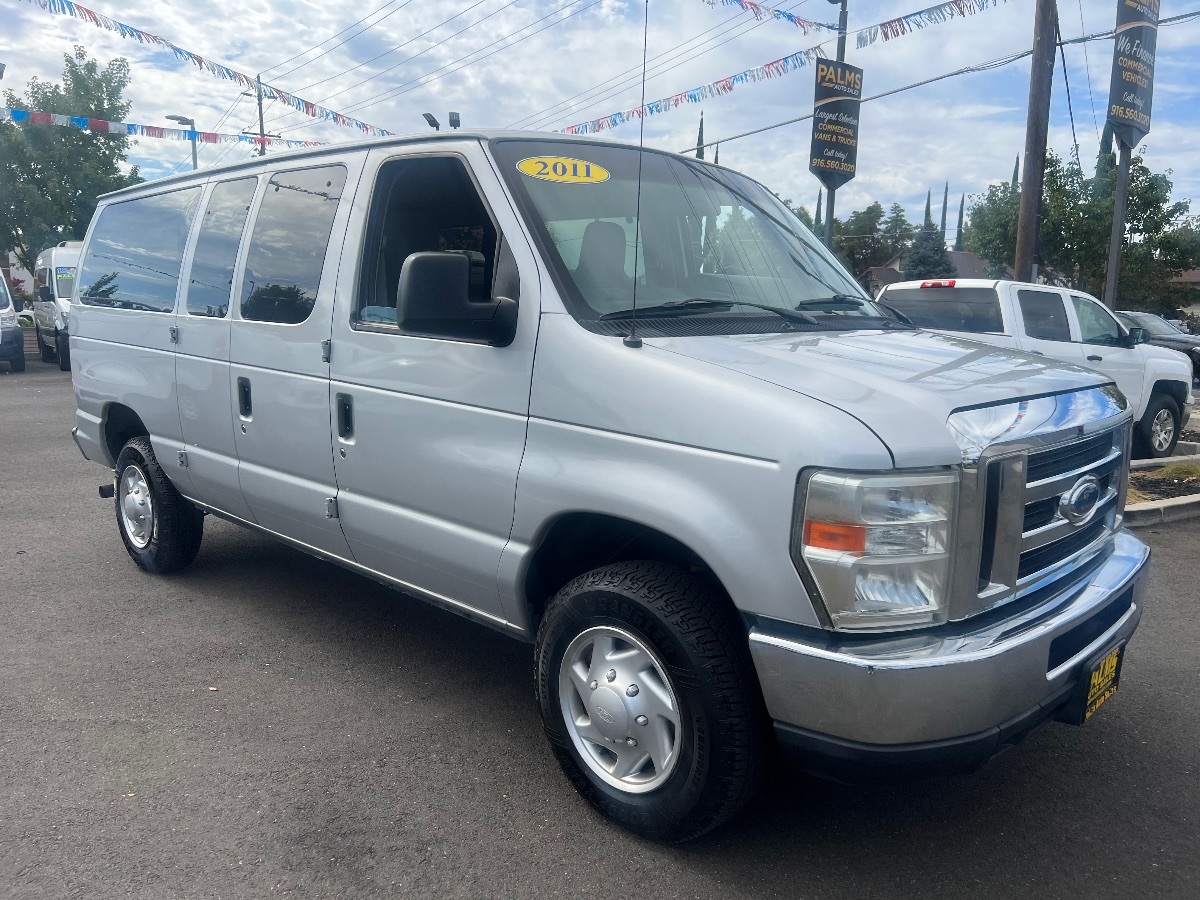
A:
517,156,610,184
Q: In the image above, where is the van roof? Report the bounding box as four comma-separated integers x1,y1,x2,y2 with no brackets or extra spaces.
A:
99,129,714,202
881,278,1093,294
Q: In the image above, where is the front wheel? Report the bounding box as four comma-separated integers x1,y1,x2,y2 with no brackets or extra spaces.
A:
114,436,204,573
1137,394,1180,458
36,326,54,362
9,353,25,373
535,561,766,842
56,332,71,371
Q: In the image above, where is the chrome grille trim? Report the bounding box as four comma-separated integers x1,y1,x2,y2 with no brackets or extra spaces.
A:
947,390,1132,623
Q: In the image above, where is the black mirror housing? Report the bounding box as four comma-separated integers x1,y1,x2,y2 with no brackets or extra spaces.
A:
396,252,517,347
1126,327,1147,346
38,285,55,303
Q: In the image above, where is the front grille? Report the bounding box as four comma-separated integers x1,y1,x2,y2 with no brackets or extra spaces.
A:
954,422,1129,620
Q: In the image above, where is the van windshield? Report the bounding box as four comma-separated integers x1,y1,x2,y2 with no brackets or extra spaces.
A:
55,267,77,300
491,139,897,336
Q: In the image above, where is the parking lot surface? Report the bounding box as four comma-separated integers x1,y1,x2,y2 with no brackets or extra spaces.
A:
1,355,1198,900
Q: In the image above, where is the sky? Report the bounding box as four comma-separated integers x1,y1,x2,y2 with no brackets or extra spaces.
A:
3,0,1198,243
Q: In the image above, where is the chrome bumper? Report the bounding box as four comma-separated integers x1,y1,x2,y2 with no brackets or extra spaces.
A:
750,529,1149,746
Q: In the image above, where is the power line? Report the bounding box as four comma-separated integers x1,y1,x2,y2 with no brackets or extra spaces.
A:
277,0,602,132
1075,0,1100,142
262,0,414,80
1055,18,1082,167
509,0,812,130
686,10,1200,153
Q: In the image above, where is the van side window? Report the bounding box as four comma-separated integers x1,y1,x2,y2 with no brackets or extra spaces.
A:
1017,289,1071,342
185,178,258,318
357,156,498,328
78,188,202,312
239,165,347,325
1070,295,1122,346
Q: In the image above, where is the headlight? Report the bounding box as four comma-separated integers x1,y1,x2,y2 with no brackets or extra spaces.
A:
0,310,15,327
792,470,958,632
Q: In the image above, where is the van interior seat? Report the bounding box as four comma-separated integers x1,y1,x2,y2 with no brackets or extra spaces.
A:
573,220,631,313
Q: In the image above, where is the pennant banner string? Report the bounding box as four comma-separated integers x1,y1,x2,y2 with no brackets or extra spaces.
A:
699,1,838,34
0,105,327,149
18,0,392,137
565,0,1010,134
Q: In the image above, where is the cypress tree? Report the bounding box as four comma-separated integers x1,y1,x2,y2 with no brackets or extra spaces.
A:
695,112,704,160
814,190,823,227
954,194,965,251
1011,155,1020,191
940,182,949,240
923,190,933,228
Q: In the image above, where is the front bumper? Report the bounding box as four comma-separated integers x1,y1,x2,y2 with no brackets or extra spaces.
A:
750,529,1149,779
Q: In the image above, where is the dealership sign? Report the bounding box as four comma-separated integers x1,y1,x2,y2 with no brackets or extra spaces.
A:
1106,0,1159,148
809,60,863,192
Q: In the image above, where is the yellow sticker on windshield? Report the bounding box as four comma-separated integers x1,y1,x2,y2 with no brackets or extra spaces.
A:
517,156,610,184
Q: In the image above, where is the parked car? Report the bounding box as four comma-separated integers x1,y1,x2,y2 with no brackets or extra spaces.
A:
1115,310,1200,383
69,133,1149,840
33,241,81,371
0,276,25,372
878,279,1194,457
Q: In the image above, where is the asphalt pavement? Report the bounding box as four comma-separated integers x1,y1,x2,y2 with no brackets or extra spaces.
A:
1,349,1197,900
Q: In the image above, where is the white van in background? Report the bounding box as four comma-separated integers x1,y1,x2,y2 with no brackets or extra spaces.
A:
33,241,82,371
878,279,1194,457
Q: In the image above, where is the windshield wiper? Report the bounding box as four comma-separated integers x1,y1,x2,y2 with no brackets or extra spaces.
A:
599,298,819,326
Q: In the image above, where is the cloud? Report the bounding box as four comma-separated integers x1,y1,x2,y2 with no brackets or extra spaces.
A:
1,0,1196,220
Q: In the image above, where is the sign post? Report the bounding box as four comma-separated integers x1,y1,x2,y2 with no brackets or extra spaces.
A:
1102,0,1159,308
809,59,863,249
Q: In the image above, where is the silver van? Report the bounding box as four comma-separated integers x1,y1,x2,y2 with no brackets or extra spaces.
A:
69,132,1149,840
33,240,82,371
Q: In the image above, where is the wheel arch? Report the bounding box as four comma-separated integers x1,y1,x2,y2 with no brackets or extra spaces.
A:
521,511,737,633
1150,378,1188,413
101,402,150,468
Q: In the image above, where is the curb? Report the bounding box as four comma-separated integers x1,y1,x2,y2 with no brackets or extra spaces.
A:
1131,452,1200,471
1124,494,1200,527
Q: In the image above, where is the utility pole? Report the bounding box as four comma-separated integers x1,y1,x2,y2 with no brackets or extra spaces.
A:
256,73,267,157
823,0,850,249
1013,0,1057,282
1102,143,1132,307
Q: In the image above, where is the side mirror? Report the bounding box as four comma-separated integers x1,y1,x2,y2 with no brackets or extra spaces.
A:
1126,327,1147,346
38,285,55,303
396,252,517,347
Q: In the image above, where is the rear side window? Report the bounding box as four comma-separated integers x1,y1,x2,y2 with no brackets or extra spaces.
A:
55,267,76,299
240,165,347,325
1017,289,1071,342
79,188,202,312
1070,295,1122,346
880,286,1004,333
185,178,258,318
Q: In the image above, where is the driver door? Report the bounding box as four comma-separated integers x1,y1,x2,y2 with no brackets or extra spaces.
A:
1067,293,1145,413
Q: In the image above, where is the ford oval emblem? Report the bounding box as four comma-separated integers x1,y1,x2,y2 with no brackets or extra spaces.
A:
1060,475,1102,525
595,705,616,725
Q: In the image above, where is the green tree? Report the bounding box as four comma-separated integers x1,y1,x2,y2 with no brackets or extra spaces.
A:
0,47,142,274
966,180,1020,278
881,202,913,259
954,194,965,251
778,196,815,231
833,201,890,277
939,182,949,239
904,224,955,280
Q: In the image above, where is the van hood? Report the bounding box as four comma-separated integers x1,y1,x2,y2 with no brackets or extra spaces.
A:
651,328,1113,467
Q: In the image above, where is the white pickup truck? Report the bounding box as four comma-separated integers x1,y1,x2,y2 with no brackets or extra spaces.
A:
879,279,1195,457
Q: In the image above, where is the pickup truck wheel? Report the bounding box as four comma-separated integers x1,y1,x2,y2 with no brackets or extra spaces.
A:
55,332,71,371
535,561,765,842
1138,394,1180,458
114,436,203,574
36,326,54,362
9,354,25,373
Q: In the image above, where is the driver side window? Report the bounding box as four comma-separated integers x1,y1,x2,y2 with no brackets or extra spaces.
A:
1070,295,1122,346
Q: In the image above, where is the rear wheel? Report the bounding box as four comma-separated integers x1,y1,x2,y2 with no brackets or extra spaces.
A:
1137,394,1180,458
9,354,25,373
535,561,766,842
36,326,54,362
55,332,71,371
114,436,204,573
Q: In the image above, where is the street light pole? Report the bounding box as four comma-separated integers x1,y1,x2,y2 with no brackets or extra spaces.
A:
823,0,849,249
166,115,197,170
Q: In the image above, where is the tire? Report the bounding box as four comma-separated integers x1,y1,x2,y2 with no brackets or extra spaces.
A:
56,332,71,371
9,354,25,373
535,561,766,842
1137,394,1180,458
114,436,204,574
36,326,54,362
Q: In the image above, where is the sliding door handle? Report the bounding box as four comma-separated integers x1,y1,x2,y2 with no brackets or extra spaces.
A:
237,377,253,418
336,394,354,440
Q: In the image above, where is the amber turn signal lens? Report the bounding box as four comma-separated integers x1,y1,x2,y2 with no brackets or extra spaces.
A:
803,520,865,553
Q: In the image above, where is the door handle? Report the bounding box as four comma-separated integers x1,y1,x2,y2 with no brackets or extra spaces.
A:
237,377,253,418
1029,350,1044,356
336,394,354,440
1087,355,1103,362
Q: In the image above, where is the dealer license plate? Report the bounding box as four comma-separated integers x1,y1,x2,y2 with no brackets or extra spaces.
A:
1064,644,1125,726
